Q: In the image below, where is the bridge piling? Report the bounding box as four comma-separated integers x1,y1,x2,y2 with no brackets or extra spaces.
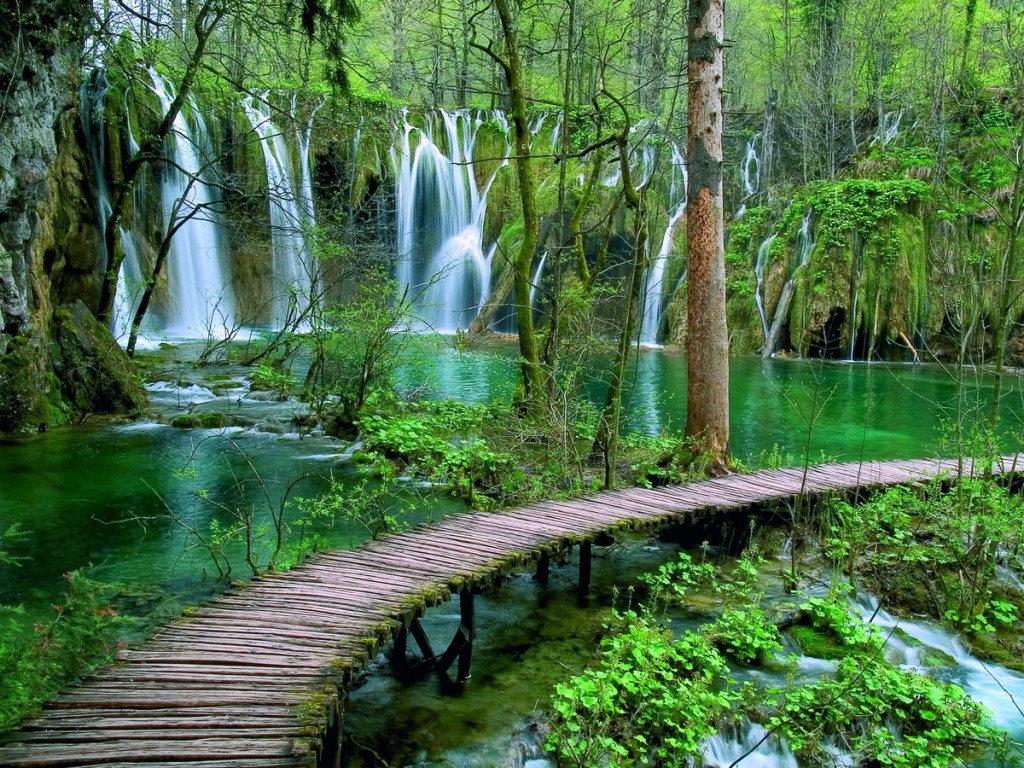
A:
578,541,593,605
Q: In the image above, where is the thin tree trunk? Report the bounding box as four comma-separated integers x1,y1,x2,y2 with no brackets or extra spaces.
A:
492,0,546,409
97,0,225,325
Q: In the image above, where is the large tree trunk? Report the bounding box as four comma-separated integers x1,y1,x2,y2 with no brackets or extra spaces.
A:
684,0,729,464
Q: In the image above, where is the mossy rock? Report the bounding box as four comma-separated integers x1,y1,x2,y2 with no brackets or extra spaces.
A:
50,300,147,419
967,630,1024,673
788,625,853,660
170,412,228,429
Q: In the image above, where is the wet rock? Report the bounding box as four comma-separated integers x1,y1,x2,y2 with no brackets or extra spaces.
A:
52,300,147,416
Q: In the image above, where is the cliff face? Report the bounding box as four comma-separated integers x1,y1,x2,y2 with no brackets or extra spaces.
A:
0,0,144,433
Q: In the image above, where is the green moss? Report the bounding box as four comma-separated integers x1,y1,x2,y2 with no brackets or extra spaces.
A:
788,625,856,660
169,412,228,429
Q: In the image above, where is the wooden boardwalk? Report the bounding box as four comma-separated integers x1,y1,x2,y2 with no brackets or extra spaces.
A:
1,455,1019,767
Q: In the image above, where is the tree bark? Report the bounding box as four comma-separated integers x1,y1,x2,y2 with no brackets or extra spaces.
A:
491,0,546,409
684,0,729,464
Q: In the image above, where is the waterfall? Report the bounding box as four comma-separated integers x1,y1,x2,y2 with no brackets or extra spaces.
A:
529,251,547,311
242,94,318,329
80,69,149,343
754,234,777,343
741,134,760,197
390,109,510,333
702,723,798,768
149,69,234,336
873,110,903,147
762,211,813,358
639,144,687,346
848,230,864,361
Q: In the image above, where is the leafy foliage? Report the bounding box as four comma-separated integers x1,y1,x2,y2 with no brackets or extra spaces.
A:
1,571,123,734
547,550,1014,768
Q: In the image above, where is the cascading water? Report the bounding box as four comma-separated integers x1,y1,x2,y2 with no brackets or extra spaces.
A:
762,211,813,358
529,251,547,311
150,69,235,336
242,94,318,329
391,109,510,333
754,234,777,343
639,144,687,345
741,133,761,197
854,593,1024,737
80,69,149,343
873,110,903,147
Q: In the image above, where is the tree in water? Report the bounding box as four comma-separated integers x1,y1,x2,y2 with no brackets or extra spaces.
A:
684,0,729,466
470,0,546,412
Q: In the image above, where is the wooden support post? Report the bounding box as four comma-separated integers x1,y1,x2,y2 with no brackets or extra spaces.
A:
410,617,435,662
434,589,476,682
391,623,408,671
457,588,475,683
534,550,550,585
318,698,342,768
578,540,592,604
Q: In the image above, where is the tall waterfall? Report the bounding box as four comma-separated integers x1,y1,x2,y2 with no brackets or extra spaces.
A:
753,234,776,343
391,109,510,333
150,69,235,336
639,144,687,345
762,211,814,358
242,95,318,329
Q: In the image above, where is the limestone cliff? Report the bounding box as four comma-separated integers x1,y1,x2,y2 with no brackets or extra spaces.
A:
0,0,145,432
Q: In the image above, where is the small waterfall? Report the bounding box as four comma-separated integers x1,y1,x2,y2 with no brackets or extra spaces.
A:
80,69,149,342
741,133,760,197
242,94,318,329
762,211,813,358
754,234,777,343
854,592,1024,735
702,722,798,768
150,69,234,336
80,69,113,271
390,109,510,333
873,110,903,147
848,233,863,361
639,144,687,345
529,251,547,311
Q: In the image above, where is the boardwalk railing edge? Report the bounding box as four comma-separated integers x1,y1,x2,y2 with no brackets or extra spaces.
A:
1,453,1021,768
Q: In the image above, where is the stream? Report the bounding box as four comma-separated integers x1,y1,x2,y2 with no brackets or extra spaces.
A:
1,341,1023,764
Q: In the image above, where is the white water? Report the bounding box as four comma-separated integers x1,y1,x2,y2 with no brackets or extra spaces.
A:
529,251,547,311
80,71,148,343
639,144,687,346
390,109,510,333
242,94,318,329
150,69,235,336
762,210,815,358
795,212,814,272
873,110,903,147
754,234,777,343
856,594,1024,735
703,723,799,768
742,134,761,197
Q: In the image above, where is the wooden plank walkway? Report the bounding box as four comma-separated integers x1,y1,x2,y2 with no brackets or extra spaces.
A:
1,454,1019,767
